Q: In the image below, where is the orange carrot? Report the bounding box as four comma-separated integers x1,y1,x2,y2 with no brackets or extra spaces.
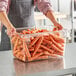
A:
44,35,50,40
29,36,40,47
50,34,65,43
18,39,23,45
16,46,21,51
13,49,20,55
11,36,17,44
30,37,34,41
22,30,27,34
15,52,21,58
43,51,51,55
13,37,19,51
40,45,53,53
11,34,19,44
43,39,52,45
43,39,52,48
19,55,23,60
46,45,51,49
33,36,44,56
51,44,63,52
49,36,63,51
37,49,43,53
43,51,58,57
35,55,48,60
49,54,58,57
23,38,31,58
53,32,60,36
18,45,23,50
19,51,26,61
54,51,64,56
32,29,39,33
61,43,64,47
20,55,25,62
29,48,34,52
29,48,43,53
42,41,47,46
18,51,24,56
15,52,25,61
28,52,43,61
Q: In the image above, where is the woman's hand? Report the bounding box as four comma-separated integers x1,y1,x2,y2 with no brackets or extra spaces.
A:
7,25,16,37
54,22,63,30
45,11,63,30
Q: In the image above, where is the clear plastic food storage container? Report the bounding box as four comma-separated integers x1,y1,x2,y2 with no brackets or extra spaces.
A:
11,27,66,62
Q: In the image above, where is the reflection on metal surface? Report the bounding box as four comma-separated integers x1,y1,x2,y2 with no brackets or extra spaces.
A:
13,57,64,75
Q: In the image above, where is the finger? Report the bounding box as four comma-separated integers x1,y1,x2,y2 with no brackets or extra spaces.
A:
53,27,58,31
58,26,63,30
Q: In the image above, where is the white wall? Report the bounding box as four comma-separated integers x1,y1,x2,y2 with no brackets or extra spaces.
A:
36,0,72,29
50,0,71,15
60,0,71,14
49,0,58,11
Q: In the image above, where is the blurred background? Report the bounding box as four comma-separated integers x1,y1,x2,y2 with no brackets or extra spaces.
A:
0,0,76,44
34,0,76,43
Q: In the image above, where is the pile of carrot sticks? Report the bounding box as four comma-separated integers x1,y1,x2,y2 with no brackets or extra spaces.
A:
11,28,65,62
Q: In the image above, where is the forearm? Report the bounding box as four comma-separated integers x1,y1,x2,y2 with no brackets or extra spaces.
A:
0,11,13,29
46,10,58,25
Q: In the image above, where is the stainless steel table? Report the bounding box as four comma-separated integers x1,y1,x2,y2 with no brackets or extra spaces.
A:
0,43,76,76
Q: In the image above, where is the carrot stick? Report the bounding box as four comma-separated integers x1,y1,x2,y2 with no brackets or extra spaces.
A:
28,52,43,61
61,43,64,47
35,55,48,60
42,41,47,46
46,45,51,49
40,45,53,53
17,46,21,51
43,39,52,48
11,34,19,44
19,55,25,62
32,29,39,33
29,36,40,47
33,36,44,56
37,49,43,53
30,37,34,41
19,51,26,61
49,36,63,51
54,51,64,56
44,35,50,40
30,49,43,53
17,45,23,51
51,44,63,52
18,51,24,56
11,36,17,44
22,56,26,62
29,48,34,52
23,38,31,58
15,52,21,58
43,51,58,57
43,51,51,55
43,39,52,45
49,54,58,57
53,32,60,36
15,52,25,61
19,55,23,60
50,34,65,43
18,39,23,45
13,49,20,55
13,37,19,51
